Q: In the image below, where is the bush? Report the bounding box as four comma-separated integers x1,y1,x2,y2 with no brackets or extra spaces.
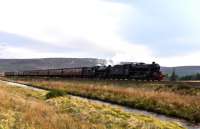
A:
46,89,66,99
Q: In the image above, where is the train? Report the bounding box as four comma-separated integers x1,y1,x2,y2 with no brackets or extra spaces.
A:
4,62,164,81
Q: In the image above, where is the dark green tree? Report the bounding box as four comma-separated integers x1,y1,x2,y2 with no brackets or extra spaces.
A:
170,68,178,81
179,73,200,80
195,73,200,80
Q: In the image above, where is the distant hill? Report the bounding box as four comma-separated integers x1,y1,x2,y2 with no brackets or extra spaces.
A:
161,66,200,76
0,58,107,72
1,58,200,76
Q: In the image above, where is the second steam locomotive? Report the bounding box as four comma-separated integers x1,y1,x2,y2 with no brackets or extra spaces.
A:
4,62,163,81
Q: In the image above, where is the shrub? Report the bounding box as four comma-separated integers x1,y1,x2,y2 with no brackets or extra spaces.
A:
46,89,66,99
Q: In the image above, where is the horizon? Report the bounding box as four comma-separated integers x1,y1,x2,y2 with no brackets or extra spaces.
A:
1,57,200,67
1,0,200,66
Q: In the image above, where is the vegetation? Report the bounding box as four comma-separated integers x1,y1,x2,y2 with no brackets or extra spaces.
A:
165,69,200,81
47,96,184,129
0,81,100,129
5,77,200,123
46,89,66,99
0,80,185,129
179,73,200,80
170,68,178,81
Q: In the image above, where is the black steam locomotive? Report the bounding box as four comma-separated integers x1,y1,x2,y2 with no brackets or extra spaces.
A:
4,62,163,81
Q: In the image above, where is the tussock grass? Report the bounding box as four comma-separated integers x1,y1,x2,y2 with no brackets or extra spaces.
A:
47,96,185,129
46,89,66,99
6,77,200,123
0,80,186,129
0,82,103,129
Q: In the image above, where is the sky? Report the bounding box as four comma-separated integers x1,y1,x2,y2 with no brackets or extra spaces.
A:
0,0,200,66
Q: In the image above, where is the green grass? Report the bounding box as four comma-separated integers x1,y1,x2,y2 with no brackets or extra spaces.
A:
46,89,66,99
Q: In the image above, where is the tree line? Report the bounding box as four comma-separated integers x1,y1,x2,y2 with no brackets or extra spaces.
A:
165,68,200,81
179,73,200,80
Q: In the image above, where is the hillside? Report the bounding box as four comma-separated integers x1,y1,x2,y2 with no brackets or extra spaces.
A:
0,58,106,72
161,66,200,76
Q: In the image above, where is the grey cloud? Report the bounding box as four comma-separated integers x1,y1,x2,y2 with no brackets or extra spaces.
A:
0,31,115,59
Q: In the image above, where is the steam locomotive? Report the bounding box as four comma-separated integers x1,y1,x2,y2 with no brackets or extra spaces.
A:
4,62,163,81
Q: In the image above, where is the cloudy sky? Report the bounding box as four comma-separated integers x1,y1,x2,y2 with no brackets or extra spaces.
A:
0,0,200,66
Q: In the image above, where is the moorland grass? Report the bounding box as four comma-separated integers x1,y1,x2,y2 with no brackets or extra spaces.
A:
0,82,103,129
4,77,200,123
0,80,185,129
47,95,184,129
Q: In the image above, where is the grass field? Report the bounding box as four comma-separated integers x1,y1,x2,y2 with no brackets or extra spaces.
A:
0,81,101,129
4,77,200,123
0,80,185,129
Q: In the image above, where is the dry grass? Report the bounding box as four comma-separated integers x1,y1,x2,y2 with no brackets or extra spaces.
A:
0,80,186,129
7,77,200,123
47,95,185,129
0,82,103,129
